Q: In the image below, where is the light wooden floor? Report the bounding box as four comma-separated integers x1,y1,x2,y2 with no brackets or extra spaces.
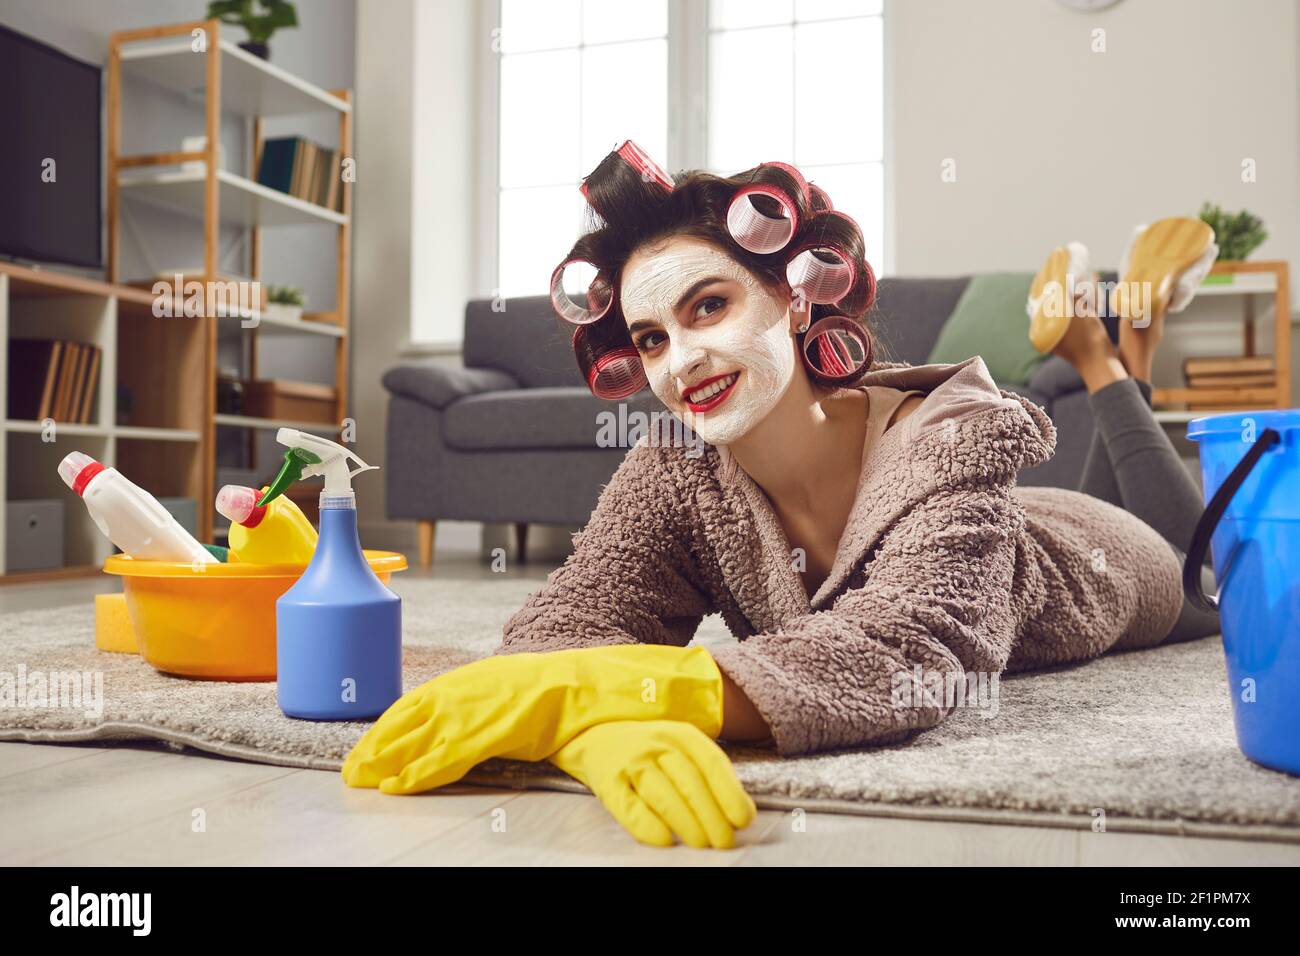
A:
3,556,1298,866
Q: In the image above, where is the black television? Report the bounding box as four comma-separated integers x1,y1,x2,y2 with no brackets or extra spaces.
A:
0,25,102,268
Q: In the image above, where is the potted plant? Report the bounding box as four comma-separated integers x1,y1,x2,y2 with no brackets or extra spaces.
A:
1198,203,1268,286
264,285,306,324
205,0,298,60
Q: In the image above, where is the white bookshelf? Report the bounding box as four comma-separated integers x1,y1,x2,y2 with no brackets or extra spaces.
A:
119,35,351,117
1192,272,1277,297
214,413,343,433
107,18,354,546
118,167,348,228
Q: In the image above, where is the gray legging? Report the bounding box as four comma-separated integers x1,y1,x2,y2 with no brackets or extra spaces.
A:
1077,376,1221,643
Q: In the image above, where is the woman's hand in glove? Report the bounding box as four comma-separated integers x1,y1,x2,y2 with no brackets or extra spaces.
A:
551,719,756,849
341,645,724,794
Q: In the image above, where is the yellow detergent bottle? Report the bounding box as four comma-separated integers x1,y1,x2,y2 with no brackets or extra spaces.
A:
215,484,318,564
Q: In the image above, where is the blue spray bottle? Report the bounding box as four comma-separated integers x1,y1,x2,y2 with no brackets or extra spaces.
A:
263,428,402,720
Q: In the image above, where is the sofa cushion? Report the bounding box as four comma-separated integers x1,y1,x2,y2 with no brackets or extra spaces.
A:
870,276,971,365
926,272,1048,385
443,386,667,451
463,296,589,389
382,363,520,409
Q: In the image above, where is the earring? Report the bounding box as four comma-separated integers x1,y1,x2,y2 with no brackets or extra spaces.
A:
797,318,810,333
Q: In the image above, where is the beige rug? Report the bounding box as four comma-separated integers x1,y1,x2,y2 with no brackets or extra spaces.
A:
2,575,1297,842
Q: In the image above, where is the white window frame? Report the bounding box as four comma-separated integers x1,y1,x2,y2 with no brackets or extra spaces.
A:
473,0,893,302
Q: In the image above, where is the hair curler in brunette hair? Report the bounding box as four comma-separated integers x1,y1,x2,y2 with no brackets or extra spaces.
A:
580,140,674,231
758,161,811,202
809,183,833,212
724,162,817,253
800,314,874,384
792,209,876,314
787,242,856,305
727,183,800,254
572,315,647,400
551,258,614,325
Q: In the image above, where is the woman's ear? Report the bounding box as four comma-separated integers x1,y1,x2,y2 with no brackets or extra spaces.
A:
788,292,811,335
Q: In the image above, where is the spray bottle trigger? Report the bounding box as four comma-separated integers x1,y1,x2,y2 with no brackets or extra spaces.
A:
258,447,323,508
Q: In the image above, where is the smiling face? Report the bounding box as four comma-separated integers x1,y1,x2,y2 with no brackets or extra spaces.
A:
621,236,798,446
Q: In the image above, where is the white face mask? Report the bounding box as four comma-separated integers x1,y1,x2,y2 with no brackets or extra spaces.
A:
621,237,796,446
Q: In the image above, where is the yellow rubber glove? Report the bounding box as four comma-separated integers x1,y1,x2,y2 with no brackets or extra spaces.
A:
341,645,724,794
550,720,756,849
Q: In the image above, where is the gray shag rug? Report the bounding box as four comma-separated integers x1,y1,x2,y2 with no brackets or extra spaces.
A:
2,576,1297,842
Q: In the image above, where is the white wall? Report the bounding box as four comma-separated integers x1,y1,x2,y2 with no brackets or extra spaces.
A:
410,0,478,346
890,0,1298,289
352,0,484,552
352,0,414,545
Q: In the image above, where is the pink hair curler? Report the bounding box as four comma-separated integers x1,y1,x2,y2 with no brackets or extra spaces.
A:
809,182,832,211
551,258,614,325
786,242,856,305
581,139,674,198
727,183,800,254
760,161,811,203
588,347,646,399
573,322,647,399
800,315,871,383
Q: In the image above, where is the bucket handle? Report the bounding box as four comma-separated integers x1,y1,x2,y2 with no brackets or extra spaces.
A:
1183,427,1281,613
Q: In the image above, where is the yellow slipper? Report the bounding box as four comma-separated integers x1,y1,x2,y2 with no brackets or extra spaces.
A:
1111,217,1217,328
1027,241,1091,353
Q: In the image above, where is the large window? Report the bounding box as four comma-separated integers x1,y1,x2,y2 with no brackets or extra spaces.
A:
496,0,669,298
492,0,884,298
709,0,884,274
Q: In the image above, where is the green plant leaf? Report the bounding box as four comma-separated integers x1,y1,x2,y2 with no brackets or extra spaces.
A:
206,0,298,45
1199,202,1267,261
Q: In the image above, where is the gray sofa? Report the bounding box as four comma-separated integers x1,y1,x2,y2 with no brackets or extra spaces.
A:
384,277,1107,565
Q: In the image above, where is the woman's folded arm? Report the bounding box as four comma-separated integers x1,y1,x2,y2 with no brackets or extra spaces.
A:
711,486,1024,756
498,442,715,654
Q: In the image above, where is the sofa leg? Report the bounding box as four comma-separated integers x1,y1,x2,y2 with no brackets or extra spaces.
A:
417,520,436,569
514,521,528,564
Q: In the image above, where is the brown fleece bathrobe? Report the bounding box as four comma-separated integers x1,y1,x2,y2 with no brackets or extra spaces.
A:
497,355,1185,756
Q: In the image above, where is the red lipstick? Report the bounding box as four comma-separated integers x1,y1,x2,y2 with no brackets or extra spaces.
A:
683,372,740,413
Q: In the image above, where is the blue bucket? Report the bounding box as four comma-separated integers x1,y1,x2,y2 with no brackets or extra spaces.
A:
1186,410,1300,775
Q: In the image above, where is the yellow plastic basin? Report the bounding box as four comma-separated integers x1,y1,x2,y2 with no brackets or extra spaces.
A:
103,551,407,681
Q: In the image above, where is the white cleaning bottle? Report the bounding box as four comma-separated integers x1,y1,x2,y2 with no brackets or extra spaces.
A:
58,451,216,564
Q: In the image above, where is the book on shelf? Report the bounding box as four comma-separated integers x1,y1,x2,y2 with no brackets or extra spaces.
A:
6,338,100,424
1180,355,1278,410
53,345,76,421
64,344,86,421
1183,355,1274,377
1184,372,1275,388
78,348,102,423
257,136,343,211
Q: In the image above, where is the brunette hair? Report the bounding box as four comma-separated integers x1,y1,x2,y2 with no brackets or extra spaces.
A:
560,151,878,398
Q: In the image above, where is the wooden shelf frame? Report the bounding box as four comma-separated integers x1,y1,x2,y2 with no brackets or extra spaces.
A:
105,19,353,545
1150,260,1291,413
0,264,208,576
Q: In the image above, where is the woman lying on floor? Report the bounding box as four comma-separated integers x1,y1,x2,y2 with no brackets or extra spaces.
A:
343,142,1222,848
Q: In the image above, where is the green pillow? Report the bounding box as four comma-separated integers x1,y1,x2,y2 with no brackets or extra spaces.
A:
925,272,1047,385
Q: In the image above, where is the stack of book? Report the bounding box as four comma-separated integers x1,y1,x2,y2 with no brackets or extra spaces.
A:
256,137,343,211
7,338,102,424
1182,356,1275,410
